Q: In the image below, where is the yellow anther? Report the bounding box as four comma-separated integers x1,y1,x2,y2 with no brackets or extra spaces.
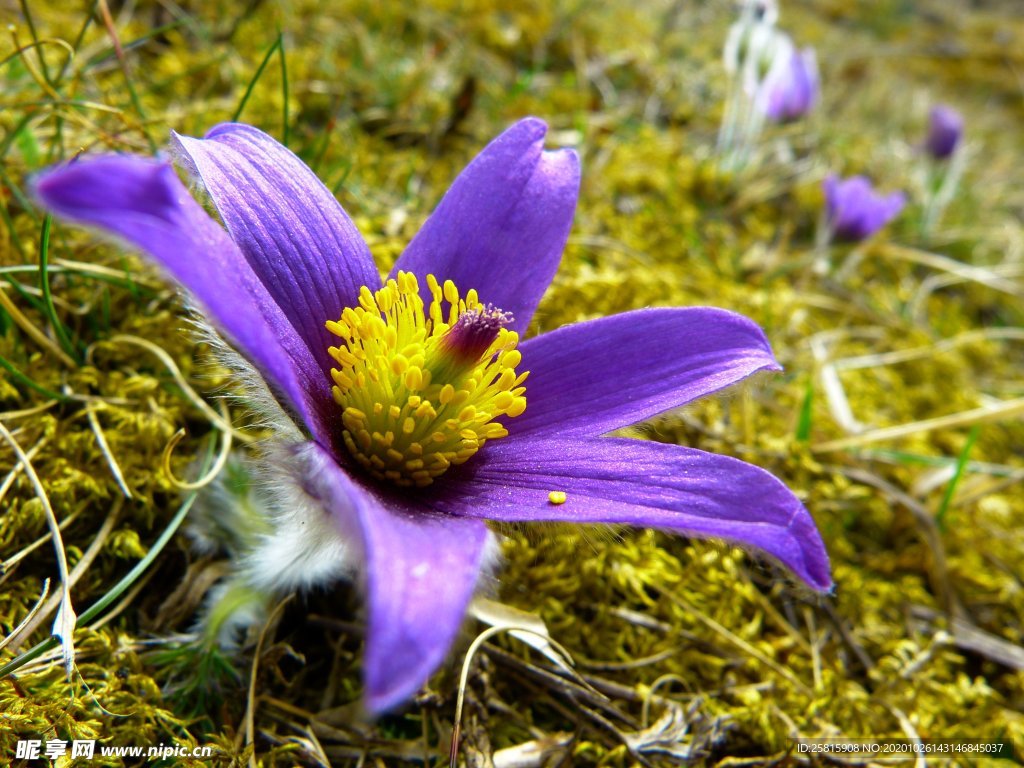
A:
404,367,423,391
548,491,567,505
331,370,354,391
500,349,521,368
326,272,527,487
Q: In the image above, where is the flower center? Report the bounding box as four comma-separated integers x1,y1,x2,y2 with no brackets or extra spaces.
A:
325,271,527,487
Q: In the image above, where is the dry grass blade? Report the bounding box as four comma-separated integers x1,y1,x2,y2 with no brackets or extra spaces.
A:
0,284,77,369
0,434,48,508
81,398,133,499
160,402,234,491
0,401,59,421
837,465,957,616
879,243,1024,297
656,586,813,697
0,420,76,678
813,396,1024,453
96,334,253,443
0,579,50,653
831,327,1024,372
241,594,294,768
450,624,579,768
909,605,1024,671
1,499,122,654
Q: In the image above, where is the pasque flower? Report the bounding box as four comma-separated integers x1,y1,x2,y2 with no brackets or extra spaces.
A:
823,173,906,242
36,119,830,713
924,104,964,160
759,45,818,122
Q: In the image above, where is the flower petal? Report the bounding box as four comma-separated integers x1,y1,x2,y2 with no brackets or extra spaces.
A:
303,443,491,713
34,156,336,442
431,437,831,591
390,118,580,334
508,307,781,440
172,124,381,372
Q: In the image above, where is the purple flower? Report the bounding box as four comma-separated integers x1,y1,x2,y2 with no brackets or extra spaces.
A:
35,119,831,713
759,45,818,122
824,173,906,242
924,104,963,160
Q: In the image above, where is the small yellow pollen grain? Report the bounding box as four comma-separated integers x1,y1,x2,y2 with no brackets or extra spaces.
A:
548,491,567,505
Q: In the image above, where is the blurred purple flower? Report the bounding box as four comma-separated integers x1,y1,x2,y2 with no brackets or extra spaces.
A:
760,45,818,122
924,104,963,160
824,173,906,242
36,119,831,713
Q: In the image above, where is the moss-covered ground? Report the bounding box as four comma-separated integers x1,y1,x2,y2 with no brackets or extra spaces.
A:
1,0,1023,765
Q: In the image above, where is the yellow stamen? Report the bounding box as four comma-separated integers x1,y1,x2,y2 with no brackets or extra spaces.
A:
326,272,527,487
548,491,567,505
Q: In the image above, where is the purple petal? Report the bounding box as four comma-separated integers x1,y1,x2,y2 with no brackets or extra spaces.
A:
34,156,337,443
172,124,381,374
303,443,491,713
508,307,780,440
432,437,832,591
390,118,580,334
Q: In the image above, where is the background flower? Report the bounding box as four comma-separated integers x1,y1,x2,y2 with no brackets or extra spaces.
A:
759,45,818,122
823,173,906,242
924,104,964,160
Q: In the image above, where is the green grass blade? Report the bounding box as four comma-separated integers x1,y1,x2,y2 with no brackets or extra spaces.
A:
277,31,289,147
935,425,980,530
38,214,79,361
0,353,69,401
17,0,52,85
796,377,814,443
12,120,42,169
230,35,281,123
